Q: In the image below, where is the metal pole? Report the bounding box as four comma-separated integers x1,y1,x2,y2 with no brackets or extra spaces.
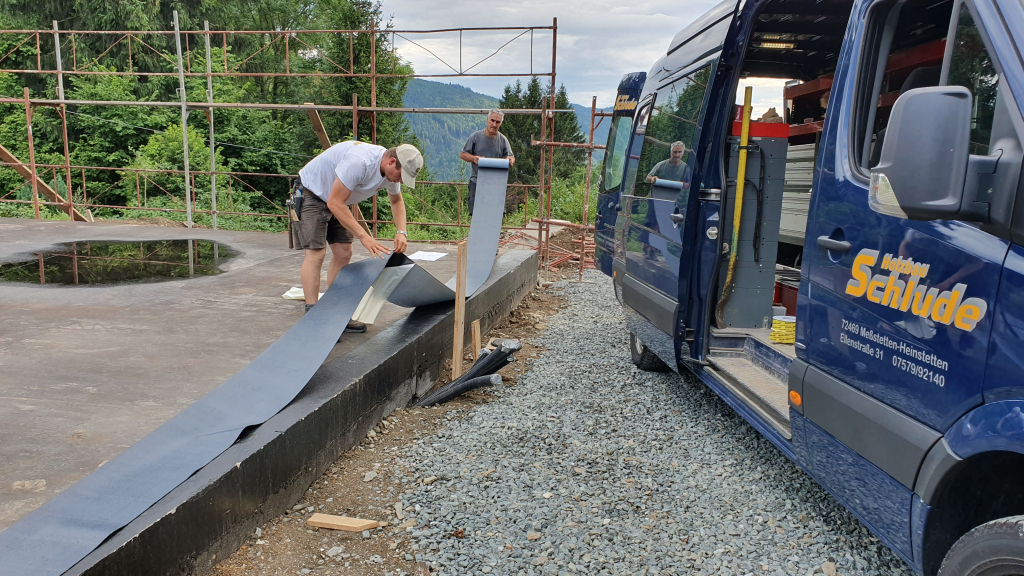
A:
24,88,40,219
173,11,193,228
54,21,75,220
536,100,546,266
579,96,596,281
205,21,217,229
545,18,557,279
370,20,377,145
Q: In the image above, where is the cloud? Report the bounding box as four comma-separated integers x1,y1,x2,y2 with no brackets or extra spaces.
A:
381,0,719,107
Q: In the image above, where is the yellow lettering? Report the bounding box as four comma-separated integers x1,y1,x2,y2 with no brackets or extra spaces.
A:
882,254,893,270
954,298,988,331
899,277,919,311
867,274,887,303
931,283,966,324
882,270,905,307
919,264,930,278
912,287,940,317
846,249,879,297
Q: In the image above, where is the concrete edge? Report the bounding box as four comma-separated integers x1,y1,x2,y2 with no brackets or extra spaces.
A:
67,249,538,576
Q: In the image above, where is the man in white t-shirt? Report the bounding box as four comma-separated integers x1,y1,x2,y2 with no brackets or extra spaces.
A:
294,141,423,332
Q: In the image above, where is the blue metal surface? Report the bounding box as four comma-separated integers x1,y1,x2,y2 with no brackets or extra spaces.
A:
595,72,646,276
911,495,930,572
984,244,1024,401
799,415,915,560
602,0,1024,570
801,0,1009,432
687,200,720,360
946,399,1024,458
667,0,737,57
624,196,684,297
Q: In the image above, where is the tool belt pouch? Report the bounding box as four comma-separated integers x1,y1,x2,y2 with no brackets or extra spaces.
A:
289,187,304,221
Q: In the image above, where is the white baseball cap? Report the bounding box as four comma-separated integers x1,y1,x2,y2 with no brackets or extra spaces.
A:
396,144,423,189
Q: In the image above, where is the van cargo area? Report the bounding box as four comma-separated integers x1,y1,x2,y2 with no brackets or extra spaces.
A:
707,0,954,437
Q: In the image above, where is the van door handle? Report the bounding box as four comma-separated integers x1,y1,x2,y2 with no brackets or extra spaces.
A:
669,213,684,224
816,236,851,252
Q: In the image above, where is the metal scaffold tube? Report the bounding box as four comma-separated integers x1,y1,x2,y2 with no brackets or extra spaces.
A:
172,11,192,228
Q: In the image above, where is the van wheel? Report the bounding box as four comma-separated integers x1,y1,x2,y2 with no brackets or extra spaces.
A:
630,332,670,372
938,516,1024,576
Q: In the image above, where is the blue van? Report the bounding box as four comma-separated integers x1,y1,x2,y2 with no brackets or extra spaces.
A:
595,0,1024,573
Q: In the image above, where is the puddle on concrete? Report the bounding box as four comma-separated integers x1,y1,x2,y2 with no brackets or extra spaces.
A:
0,240,237,286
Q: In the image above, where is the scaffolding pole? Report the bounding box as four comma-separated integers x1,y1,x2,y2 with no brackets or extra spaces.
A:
173,11,193,228
204,21,217,229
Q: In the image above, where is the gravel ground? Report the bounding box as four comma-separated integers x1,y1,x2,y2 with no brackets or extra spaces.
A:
394,272,915,576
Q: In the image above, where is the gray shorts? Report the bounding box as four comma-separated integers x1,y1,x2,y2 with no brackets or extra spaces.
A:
293,190,353,250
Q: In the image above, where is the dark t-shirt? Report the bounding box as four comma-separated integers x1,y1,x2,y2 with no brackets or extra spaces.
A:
647,159,689,183
463,130,513,181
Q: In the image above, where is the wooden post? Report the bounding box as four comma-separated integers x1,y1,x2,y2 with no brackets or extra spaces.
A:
471,319,481,362
451,241,468,379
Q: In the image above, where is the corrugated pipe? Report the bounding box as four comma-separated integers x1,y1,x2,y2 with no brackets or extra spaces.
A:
415,338,521,407
416,374,503,407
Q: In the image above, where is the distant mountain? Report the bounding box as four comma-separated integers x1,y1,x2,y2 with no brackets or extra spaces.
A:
403,79,499,181
403,79,611,180
570,103,613,162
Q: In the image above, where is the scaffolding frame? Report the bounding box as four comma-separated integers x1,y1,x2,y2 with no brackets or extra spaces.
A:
0,13,603,271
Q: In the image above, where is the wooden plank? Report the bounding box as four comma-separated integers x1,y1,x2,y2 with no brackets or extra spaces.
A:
783,75,833,100
0,143,88,221
788,121,824,137
470,319,481,362
885,39,945,75
451,240,468,379
304,103,332,149
306,513,380,532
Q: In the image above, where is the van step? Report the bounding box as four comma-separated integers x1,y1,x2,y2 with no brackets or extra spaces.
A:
707,355,791,439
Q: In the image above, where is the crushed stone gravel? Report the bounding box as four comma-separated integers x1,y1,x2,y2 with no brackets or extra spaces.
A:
392,272,915,576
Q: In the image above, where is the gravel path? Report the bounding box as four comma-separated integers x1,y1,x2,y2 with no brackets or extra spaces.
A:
395,273,915,576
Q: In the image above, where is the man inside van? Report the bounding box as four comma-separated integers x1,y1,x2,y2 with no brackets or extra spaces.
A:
645,141,689,184
460,109,515,215
293,141,423,333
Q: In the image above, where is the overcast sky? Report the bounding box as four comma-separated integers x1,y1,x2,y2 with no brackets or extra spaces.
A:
379,0,724,109
380,0,790,116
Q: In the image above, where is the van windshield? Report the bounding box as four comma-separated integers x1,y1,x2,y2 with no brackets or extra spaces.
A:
600,115,634,194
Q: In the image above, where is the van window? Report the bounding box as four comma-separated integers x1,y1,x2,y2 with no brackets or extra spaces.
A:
946,4,999,156
600,115,635,194
851,0,956,172
631,65,712,200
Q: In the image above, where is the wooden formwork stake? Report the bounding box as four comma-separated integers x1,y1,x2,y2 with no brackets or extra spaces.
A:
451,241,468,379
471,319,481,362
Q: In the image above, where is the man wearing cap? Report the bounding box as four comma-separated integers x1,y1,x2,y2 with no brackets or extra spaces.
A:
293,141,423,333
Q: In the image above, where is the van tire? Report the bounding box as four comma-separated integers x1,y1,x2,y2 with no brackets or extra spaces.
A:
630,332,670,372
937,515,1024,576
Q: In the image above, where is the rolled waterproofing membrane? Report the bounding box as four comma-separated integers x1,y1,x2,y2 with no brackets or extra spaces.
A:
0,158,512,576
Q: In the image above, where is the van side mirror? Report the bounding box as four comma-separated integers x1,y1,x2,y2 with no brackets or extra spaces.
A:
869,86,972,220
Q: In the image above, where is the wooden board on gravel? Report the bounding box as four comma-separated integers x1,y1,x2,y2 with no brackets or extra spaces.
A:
306,514,380,532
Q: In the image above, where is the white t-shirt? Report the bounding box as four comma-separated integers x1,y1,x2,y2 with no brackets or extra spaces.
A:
298,141,401,204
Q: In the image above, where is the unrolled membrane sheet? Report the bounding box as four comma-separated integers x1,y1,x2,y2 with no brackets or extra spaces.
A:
0,159,511,576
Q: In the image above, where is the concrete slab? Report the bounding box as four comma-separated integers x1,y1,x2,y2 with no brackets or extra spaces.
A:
0,217,482,531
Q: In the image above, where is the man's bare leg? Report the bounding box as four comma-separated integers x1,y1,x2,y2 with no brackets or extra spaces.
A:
326,242,353,287
301,248,327,304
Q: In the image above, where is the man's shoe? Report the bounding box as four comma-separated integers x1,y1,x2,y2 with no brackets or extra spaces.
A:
345,319,367,333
